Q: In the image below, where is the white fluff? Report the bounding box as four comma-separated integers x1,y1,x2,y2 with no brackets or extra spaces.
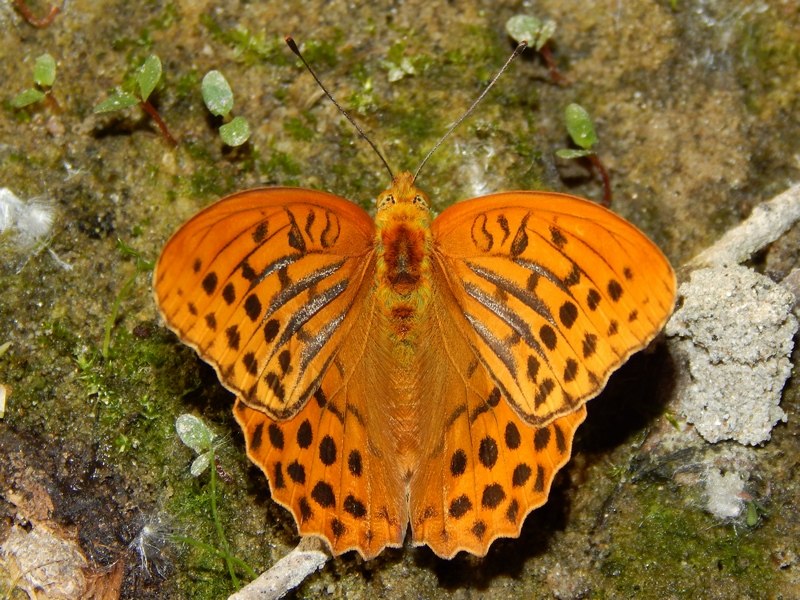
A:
0,187,55,249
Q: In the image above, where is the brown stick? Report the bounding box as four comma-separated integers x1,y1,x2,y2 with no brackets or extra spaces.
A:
13,0,60,28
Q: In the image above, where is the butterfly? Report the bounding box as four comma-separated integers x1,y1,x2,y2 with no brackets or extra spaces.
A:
153,167,676,559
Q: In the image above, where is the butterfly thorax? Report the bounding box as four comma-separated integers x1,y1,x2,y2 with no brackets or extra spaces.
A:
373,172,433,342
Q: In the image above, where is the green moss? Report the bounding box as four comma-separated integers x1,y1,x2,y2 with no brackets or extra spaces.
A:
151,1,179,30
260,149,302,183
347,63,379,115
283,114,316,142
174,68,201,101
300,32,344,69
599,483,772,598
736,9,800,117
200,14,287,67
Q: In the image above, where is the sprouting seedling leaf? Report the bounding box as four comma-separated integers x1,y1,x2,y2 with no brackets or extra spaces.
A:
176,413,217,477
555,103,612,206
12,52,58,109
138,55,162,102
33,53,56,87
94,91,139,113
505,14,566,84
202,70,234,117
555,103,598,159
93,54,177,145
176,413,215,455
11,88,46,108
563,102,598,150
219,115,251,147
190,452,212,477
201,69,251,147
505,15,556,51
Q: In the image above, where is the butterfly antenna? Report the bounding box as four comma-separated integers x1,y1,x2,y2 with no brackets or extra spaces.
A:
413,41,528,182
286,36,394,180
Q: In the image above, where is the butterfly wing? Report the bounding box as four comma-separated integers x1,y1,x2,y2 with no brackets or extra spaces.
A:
430,191,676,426
155,188,410,558
408,191,675,557
153,188,377,420
234,287,409,559
408,274,588,557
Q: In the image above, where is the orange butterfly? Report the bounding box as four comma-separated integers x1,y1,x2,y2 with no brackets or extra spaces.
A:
154,168,675,559
154,37,675,560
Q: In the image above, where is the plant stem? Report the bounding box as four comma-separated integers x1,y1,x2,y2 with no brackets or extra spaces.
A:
588,154,612,206
44,93,62,113
139,100,178,146
170,535,258,580
539,44,569,86
13,0,60,28
210,447,239,588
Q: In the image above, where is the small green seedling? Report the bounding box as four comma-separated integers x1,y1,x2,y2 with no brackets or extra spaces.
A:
201,70,251,147
744,500,766,528
174,414,256,586
13,0,60,28
94,55,177,145
12,53,59,111
176,413,217,477
556,103,612,205
505,14,566,85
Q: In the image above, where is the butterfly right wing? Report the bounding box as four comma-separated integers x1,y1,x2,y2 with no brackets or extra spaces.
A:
154,187,377,420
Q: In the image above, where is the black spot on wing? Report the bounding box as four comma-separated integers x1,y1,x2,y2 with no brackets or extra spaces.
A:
470,213,493,252
202,272,218,295
286,209,307,253
510,214,530,257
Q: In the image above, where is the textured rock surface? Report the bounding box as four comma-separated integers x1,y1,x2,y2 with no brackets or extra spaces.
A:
666,265,796,445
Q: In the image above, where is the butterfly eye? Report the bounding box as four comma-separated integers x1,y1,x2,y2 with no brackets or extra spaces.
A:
413,195,429,209
378,194,396,210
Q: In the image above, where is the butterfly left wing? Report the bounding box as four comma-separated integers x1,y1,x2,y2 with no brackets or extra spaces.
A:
233,286,410,559
154,188,376,420
430,191,676,427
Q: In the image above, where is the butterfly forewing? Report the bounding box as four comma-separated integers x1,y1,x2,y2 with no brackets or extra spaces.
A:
154,188,377,419
431,191,676,427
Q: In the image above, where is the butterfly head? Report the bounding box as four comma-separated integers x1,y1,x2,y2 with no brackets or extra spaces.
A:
376,171,430,214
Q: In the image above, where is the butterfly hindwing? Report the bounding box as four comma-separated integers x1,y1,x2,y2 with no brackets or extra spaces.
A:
234,289,409,559
154,188,377,419
409,278,587,557
431,191,676,427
